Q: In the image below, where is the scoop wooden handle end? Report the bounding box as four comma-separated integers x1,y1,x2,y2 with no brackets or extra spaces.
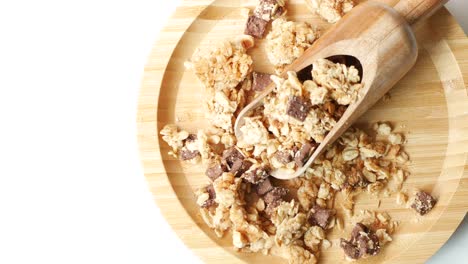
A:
392,0,449,25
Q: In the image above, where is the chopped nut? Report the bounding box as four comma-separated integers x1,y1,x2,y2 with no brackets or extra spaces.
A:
232,230,248,248
396,192,408,206
256,198,266,211
388,133,403,145
321,239,331,250
317,182,331,200
376,123,392,135
375,229,392,245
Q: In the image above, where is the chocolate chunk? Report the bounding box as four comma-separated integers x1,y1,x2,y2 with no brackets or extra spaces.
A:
245,15,268,39
243,165,270,184
286,96,312,121
264,199,283,215
206,184,216,199
357,232,380,256
222,147,244,168
340,239,362,260
254,0,285,21
256,178,274,196
308,205,334,229
294,142,316,167
205,163,227,181
351,223,368,242
263,187,289,205
230,159,253,177
252,72,272,92
411,191,436,215
340,223,380,260
274,150,293,164
185,133,197,142
201,185,217,208
180,149,199,160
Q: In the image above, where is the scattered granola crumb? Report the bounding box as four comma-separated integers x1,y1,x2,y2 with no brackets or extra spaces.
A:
396,192,408,206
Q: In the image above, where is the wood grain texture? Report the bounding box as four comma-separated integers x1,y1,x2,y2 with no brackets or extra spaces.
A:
137,0,468,263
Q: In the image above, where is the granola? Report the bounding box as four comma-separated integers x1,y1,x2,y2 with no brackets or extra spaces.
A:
157,2,421,262
266,18,319,73
307,0,356,23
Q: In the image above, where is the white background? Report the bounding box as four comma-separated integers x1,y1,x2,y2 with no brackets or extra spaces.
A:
0,0,466,263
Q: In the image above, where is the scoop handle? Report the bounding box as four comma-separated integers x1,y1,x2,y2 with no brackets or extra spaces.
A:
389,0,448,25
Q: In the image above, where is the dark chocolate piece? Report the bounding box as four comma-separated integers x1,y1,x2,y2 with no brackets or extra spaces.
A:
308,205,334,229
180,149,199,160
263,187,288,205
222,147,244,168
256,178,274,196
244,15,268,39
201,184,217,208
205,163,227,181
252,72,272,92
274,150,293,164
411,191,436,215
340,223,380,260
340,239,362,260
230,159,253,177
254,0,285,21
357,232,380,256
286,95,312,121
294,142,315,167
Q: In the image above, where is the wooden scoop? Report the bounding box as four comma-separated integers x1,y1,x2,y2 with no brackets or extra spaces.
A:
234,0,448,180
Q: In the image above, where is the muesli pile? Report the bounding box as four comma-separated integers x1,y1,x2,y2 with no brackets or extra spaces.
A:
160,0,437,263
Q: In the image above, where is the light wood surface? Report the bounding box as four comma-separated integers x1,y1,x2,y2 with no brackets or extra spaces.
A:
137,0,468,263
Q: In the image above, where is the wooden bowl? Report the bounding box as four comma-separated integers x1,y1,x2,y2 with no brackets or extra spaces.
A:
137,0,468,263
